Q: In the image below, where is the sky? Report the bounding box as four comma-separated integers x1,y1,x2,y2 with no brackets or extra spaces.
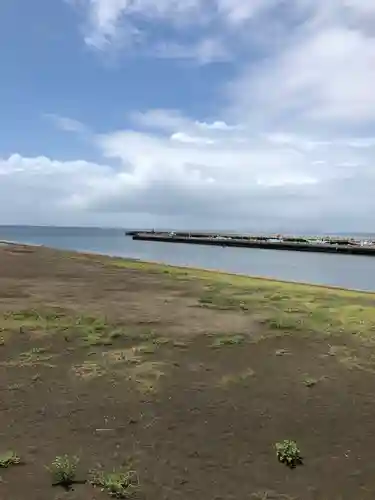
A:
1,0,375,232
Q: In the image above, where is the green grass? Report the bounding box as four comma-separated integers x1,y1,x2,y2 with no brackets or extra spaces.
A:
2,347,55,368
48,455,79,486
198,288,250,311
89,469,139,498
0,451,21,468
275,440,302,468
0,309,119,346
3,255,375,346
264,314,305,331
211,334,245,348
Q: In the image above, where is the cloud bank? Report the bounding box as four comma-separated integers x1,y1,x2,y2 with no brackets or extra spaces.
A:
2,0,375,231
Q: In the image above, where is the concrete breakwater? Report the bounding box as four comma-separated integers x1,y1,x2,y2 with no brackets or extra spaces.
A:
126,231,375,256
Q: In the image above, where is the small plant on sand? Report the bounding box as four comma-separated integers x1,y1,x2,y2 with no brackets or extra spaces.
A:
275,440,302,468
89,469,139,498
48,455,79,487
0,451,20,468
211,334,245,348
303,377,318,387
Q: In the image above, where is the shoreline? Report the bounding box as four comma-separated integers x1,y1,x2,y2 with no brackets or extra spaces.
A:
2,240,374,295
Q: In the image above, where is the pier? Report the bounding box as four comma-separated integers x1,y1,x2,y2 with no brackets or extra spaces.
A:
126,231,375,256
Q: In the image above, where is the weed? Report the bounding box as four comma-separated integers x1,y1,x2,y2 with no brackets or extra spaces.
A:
89,469,139,498
73,316,113,346
303,377,318,387
1,348,54,368
152,337,170,345
48,455,79,487
31,347,47,354
275,440,302,468
72,361,104,380
199,294,214,305
211,334,245,348
266,315,304,331
110,330,124,340
131,361,166,393
4,309,42,321
198,293,245,311
219,368,255,386
0,451,21,468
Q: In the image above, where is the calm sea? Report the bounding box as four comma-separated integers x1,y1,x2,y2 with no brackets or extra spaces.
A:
1,225,375,292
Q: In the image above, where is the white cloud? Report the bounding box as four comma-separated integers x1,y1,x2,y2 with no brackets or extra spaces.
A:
130,109,190,132
152,37,231,64
3,113,375,230
170,132,215,145
226,2,375,129
74,0,285,59
5,0,375,230
44,114,90,134
216,0,274,24
81,0,208,50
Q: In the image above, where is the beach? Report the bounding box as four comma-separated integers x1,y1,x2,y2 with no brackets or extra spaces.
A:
1,243,375,499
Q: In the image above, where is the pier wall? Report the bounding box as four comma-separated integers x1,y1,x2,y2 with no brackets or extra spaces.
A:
127,232,375,256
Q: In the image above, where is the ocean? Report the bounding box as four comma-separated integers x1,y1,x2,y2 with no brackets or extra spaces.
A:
1,225,375,291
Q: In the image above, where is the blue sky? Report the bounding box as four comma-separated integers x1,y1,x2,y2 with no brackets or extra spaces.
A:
1,0,375,231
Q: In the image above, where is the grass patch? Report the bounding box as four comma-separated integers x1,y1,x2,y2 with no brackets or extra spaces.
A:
128,262,375,340
90,348,168,392
303,377,319,387
130,360,166,393
102,348,142,365
72,361,105,380
2,308,68,324
135,343,157,355
152,336,170,345
198,290,248,311
326,345,375,373
264,314,305,332
48,455,80,487
211,334,245,348
89,469,139,498
0,451,21,468
2,347,55,368
219,368,255,386
109,329,126,340
74,316,113,346
275,440,303,468
109,258,189,279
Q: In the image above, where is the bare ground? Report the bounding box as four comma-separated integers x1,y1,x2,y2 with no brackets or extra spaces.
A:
1,245,375,499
